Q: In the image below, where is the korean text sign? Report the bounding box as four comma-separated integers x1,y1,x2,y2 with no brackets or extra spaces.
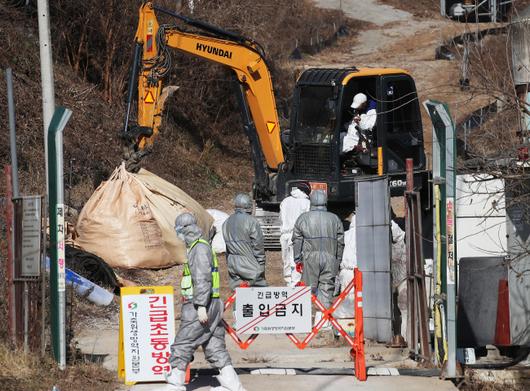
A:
120,287,175,383
235,286,311,334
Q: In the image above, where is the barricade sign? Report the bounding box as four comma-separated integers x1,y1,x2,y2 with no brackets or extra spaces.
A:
235,286,311,334
223,268,367,381
118,286,175,385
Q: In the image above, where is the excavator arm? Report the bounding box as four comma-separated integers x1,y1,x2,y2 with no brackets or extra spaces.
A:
123,2,284,183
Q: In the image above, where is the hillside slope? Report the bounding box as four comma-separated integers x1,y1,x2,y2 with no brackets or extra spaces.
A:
0,1,348,211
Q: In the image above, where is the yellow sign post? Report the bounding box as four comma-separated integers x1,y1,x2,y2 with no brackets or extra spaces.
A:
118,286,175,385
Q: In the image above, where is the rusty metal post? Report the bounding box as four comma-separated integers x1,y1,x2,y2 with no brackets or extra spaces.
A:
406,158,414,192
4,165,16,345
404,158,415,349
6,69,19,197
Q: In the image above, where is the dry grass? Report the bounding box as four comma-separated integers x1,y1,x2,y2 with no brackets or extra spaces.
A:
0,198,8,342
460,369,529,391
453,31,523,165
0,342,117,391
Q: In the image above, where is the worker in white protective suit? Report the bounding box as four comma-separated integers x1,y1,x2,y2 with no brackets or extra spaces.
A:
160,213,246,391
391,219,407,344
342,93,377,154
279,183,311,287
293,190,345,330
334,212,357,319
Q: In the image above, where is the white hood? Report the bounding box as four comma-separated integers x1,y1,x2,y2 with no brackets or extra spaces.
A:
290,188,309,199
279,188,311,234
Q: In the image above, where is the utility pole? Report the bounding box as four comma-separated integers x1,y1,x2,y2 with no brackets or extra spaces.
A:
38,0,61,367
37,0,56,190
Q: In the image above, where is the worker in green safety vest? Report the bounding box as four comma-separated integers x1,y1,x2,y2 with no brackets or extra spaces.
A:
160,213,246,391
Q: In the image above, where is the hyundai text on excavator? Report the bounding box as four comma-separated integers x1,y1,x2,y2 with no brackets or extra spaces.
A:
123,2,430,241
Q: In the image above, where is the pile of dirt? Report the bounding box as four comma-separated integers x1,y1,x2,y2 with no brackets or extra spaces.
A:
0,342,117,391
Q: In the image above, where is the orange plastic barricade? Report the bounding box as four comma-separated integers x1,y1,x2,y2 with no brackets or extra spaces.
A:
222,268,367,381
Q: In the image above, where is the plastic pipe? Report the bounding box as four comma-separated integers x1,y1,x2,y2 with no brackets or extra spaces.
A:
46,257,114,306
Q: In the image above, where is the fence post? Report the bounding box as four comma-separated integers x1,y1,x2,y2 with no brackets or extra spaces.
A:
47,107,72,369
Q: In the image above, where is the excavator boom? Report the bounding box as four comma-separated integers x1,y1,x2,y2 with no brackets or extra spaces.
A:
124,2,284,171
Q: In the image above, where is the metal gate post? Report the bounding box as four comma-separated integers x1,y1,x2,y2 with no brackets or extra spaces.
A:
47,107,72,369
423,100,457,377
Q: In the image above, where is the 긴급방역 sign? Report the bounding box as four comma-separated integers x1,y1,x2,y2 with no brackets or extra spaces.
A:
119,286,176,383
234,286,312,334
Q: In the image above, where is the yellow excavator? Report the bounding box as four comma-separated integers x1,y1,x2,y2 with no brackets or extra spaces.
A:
123,2,429,221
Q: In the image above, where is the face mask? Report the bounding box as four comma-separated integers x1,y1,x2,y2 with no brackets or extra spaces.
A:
175,225,187,242
176,231,186,243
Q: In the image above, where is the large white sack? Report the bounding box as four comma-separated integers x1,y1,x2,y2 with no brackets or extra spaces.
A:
207,208,229,254
76,164,213,269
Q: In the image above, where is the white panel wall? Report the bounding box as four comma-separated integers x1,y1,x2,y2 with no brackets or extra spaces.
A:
456,174,507,259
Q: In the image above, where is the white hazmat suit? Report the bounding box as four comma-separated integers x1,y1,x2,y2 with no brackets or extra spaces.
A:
391,220,407,339
279,187,310,287
342,93,377,153
335,213,357,319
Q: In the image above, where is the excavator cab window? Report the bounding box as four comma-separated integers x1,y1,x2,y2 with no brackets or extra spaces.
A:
379,75,425,173
339,77,379,175
295,86,336,144
340,77,378,133
291,85,336,178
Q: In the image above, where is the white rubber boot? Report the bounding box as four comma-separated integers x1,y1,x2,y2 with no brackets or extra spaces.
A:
211,365,246,391
153,368,186,391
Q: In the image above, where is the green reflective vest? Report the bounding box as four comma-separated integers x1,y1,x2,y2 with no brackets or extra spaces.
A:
181,239,220,301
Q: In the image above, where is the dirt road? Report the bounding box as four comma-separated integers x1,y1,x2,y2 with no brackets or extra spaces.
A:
317,0,412,26
129,374,456,391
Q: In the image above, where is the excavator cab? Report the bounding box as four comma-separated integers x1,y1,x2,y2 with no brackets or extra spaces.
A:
124,3,429,213
276,68,427,205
